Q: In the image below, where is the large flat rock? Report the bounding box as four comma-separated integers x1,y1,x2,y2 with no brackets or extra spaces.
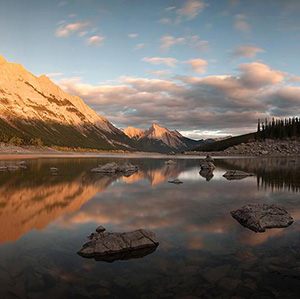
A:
231,204,293,232
223,170,254,180
78,228,159,261
91,162,139,175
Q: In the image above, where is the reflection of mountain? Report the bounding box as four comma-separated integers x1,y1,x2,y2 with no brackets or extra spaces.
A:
0,171,118,244
123,163,184,185
217,158,300,193
0,159,189,244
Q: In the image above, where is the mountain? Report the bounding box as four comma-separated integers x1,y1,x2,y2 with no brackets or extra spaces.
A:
124,123,208,153
0,54,132,150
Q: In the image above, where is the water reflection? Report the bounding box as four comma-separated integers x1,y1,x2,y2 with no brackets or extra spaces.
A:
0,157,300,298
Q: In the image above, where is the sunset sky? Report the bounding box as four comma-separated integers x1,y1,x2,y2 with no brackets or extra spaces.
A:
1,0,300,138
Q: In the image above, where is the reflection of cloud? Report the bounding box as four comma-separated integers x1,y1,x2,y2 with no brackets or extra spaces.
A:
188,234,203,249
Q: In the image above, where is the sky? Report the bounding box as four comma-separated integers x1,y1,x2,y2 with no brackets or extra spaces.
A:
1,0,300,139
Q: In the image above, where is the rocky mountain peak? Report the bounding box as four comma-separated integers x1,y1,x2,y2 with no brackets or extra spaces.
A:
123,126,144,139
0,54,7,64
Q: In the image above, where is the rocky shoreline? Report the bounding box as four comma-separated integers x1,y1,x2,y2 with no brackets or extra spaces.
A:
1,139,300,157
183,139,300,157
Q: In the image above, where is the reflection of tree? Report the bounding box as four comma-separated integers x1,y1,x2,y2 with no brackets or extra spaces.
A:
217,158,300,193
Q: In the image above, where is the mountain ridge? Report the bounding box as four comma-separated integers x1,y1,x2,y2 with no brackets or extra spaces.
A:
0,54,133,150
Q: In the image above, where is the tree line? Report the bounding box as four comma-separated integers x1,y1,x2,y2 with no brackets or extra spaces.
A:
257,117,300,140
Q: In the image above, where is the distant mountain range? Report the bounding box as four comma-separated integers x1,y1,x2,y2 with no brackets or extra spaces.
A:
0,54,229,153
123,124,217,153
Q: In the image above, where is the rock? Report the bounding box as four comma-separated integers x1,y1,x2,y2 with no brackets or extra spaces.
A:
204,154,214,163
167,151,176,155
118,162,139,174
78,228,159,262
199,155,215,171
164,160,176,165
16,161,26,166
0,166,8,171
168,179,183,184
231,204,293,232
50,167,58,172
95,225,106,233
223,170,254,180
199,169,214,181
91,162,139,174
7,165,18,171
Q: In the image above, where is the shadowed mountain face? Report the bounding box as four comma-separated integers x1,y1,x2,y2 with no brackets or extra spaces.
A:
0,54,132,150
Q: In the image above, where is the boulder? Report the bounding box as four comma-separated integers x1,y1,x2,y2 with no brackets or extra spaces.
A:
95,225,106,233
231,204,293,232
223,170,254,180
199,155,215,170
168,179,183,184
91,162,139,174
78,228,159,262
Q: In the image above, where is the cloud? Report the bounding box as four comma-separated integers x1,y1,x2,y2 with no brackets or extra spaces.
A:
142,57,179,68
148,70,172,78
134,43,147,51
128,33,139,38
86,35,105,47
160,35,186,52
177,0,207,20
57,62,299,138
158,18,171,24
234,14,251,32
188,36,210,52
185,59,208,74
46,73,64,78
232,45,265,58
56,21,91,37
165,6,176,11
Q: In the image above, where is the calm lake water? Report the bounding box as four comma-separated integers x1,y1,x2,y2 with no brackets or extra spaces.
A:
0,156,300,299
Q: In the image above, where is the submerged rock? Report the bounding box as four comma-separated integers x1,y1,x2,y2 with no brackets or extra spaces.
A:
231,204,293,232
91,162,138,174
223,170,254,180
50,167,58,172
168,179,183,184
78,228,159,262
164,160,176,165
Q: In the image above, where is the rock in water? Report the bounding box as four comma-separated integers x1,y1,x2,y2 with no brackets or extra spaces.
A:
78,229,159,261
164,160,176,165
223,170,254,180
95,225,106,233
91,162,138,174
231,204,293,232
199,155,215,170
168,179,183,184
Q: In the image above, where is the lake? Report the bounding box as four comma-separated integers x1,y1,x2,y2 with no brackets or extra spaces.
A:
0,156,300,299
